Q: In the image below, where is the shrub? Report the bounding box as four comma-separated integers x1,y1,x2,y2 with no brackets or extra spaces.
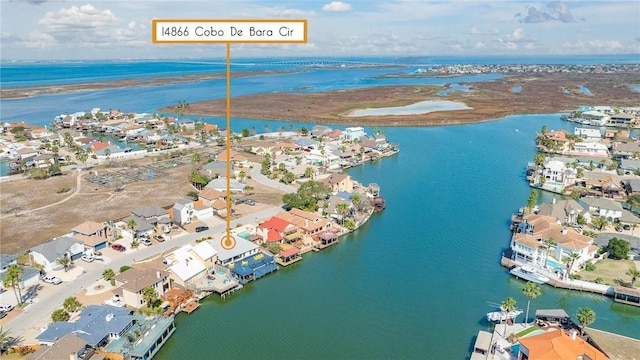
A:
120,265,131,273
56,186,71,194
569,274,582,280
51,309,70,322
585,263,596,271
594,277,604,284
607,237,630,260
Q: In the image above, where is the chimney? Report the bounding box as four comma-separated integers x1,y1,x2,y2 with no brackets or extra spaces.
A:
569,329,578,340
157,271,161,279
562,228,568,235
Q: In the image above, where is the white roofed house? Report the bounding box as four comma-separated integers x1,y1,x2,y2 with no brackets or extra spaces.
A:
541,160,576,189
574,127,601,141
342,127,366,142
581,110,610,126
580,197,623,222
564,142,609,158
164,242,217,289
609,112,635,126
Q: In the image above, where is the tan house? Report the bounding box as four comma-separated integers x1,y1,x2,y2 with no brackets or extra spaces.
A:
277,209,331,235
114,267,171,308
198,188,226,206
321,173,354,193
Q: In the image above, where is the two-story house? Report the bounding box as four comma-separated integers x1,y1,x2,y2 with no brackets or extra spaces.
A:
165,242,217,289
114,267,170,308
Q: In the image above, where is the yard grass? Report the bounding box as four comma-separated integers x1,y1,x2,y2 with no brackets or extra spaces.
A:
577,259,637,287
514,326,539,338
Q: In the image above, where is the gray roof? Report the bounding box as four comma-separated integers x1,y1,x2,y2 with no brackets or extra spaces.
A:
624,178,640,192
0,265,40,283
580,197,624,211
36,305,134,347
29,333,88,360
131,205,168,219
202,161,227,171
208,238,258,262
174,198,193,206
537,200,587,222
620,159,640,171
30,237,83,262
205,177,246,192
122,215,154,232
535,309,570,319
295,138,318,147
0,254,17,269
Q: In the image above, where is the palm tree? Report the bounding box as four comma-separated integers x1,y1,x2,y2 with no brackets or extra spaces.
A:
2,264,24,306
336,203,350,225
568,252,582,274
501,297,517,334
304,167,314,179
577,307,596,336
142,286,158,307
191,152,202,167
63,296,82,312
543,238,557,265
522,282,542,325
102,268,116,286
56,254,72,272
126,219,138,239
591,216,609,230
627,267,640,287
0,327,14,353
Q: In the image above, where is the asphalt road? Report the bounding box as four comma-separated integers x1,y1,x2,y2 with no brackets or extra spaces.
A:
3,205,284,341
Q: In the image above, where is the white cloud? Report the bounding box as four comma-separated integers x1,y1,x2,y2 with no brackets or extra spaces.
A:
39,4,117,29
322,1,352,12
588,39,622,50
268,8,315,18
469,26,498,35
512,28,523,40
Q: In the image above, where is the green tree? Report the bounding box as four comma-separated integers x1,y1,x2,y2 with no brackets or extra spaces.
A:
576,307,595,336
522,282,542,325
501,297,517,334
627,267,640,287
534,153,545,167
591,216,609,230
63,296,82,313
567,252,582,273
142,286,158,307
526,191,538,212
190,171,210,190
56,254,72,272
343,218,356,230
300,127,308,136
191,152,202,166
51,309,70,322
280,171,296,184
3,264,24,306
607,237,630,259
126,218,138,239
336,203,350,225
304,167,314,178
102,268,116,286
241,128,250,137
541,125,548,135
63,132,74,148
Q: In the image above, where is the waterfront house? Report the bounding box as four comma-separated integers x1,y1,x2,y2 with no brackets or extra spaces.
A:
320,173,355,193
28,334,96,360
609,113,635,126
580,175,625,199
71,221,113,252
228,252,278,284
510,214,597,272
275,247,302,267
623,178,640,195
581,110,610,126
537,199,591,225
208,237,259,267
257,216,299,244
310,125,332,138
610,142,640,161
620,159,640,174
276,209,332,236
165,243,217,289
574,127,602,141
114,267,171,308
517,328,608,360
564,142,609,157
16,147,39,160
30,236,85,272
342,127,366,142
541,160,577,188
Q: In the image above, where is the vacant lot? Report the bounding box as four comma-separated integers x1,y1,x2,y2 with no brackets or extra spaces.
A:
577,259,637,287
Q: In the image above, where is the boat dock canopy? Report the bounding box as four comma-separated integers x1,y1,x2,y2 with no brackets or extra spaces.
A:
535,309,570,321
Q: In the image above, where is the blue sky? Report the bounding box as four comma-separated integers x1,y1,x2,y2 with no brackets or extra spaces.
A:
1,0,639,60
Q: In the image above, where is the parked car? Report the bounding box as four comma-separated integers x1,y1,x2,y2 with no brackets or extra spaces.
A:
140,238,152,246
112,244,126,252
0,304,14,312
81,254,94,262
615,226,623,232
244,199,255,206
0,311,6,319
42,275,62,285
195,226,209,232
153,235,166,242
623,224,631,231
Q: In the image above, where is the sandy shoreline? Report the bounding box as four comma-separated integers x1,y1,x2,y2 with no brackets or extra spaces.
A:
160,72,640,127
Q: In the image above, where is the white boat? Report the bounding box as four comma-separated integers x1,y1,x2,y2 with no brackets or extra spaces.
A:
487,309,523,322
510,265,550,284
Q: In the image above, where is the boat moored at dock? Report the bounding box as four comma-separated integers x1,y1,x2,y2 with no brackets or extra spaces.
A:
510,265,550,284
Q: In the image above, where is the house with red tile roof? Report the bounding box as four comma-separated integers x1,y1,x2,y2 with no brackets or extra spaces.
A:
517,329,609,360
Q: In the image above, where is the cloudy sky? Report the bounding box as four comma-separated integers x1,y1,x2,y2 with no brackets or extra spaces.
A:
1,0,639,60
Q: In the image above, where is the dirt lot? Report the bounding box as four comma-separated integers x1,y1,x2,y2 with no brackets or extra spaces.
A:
1,163,193,254
162,72,640,126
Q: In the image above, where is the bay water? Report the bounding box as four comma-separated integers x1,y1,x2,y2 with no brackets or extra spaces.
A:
1,57,638,358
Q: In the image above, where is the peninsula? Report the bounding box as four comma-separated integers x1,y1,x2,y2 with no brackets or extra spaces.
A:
161,73,640,127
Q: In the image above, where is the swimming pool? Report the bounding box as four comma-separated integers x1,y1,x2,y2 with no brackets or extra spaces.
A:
237,231,251,239
546,259,565,270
